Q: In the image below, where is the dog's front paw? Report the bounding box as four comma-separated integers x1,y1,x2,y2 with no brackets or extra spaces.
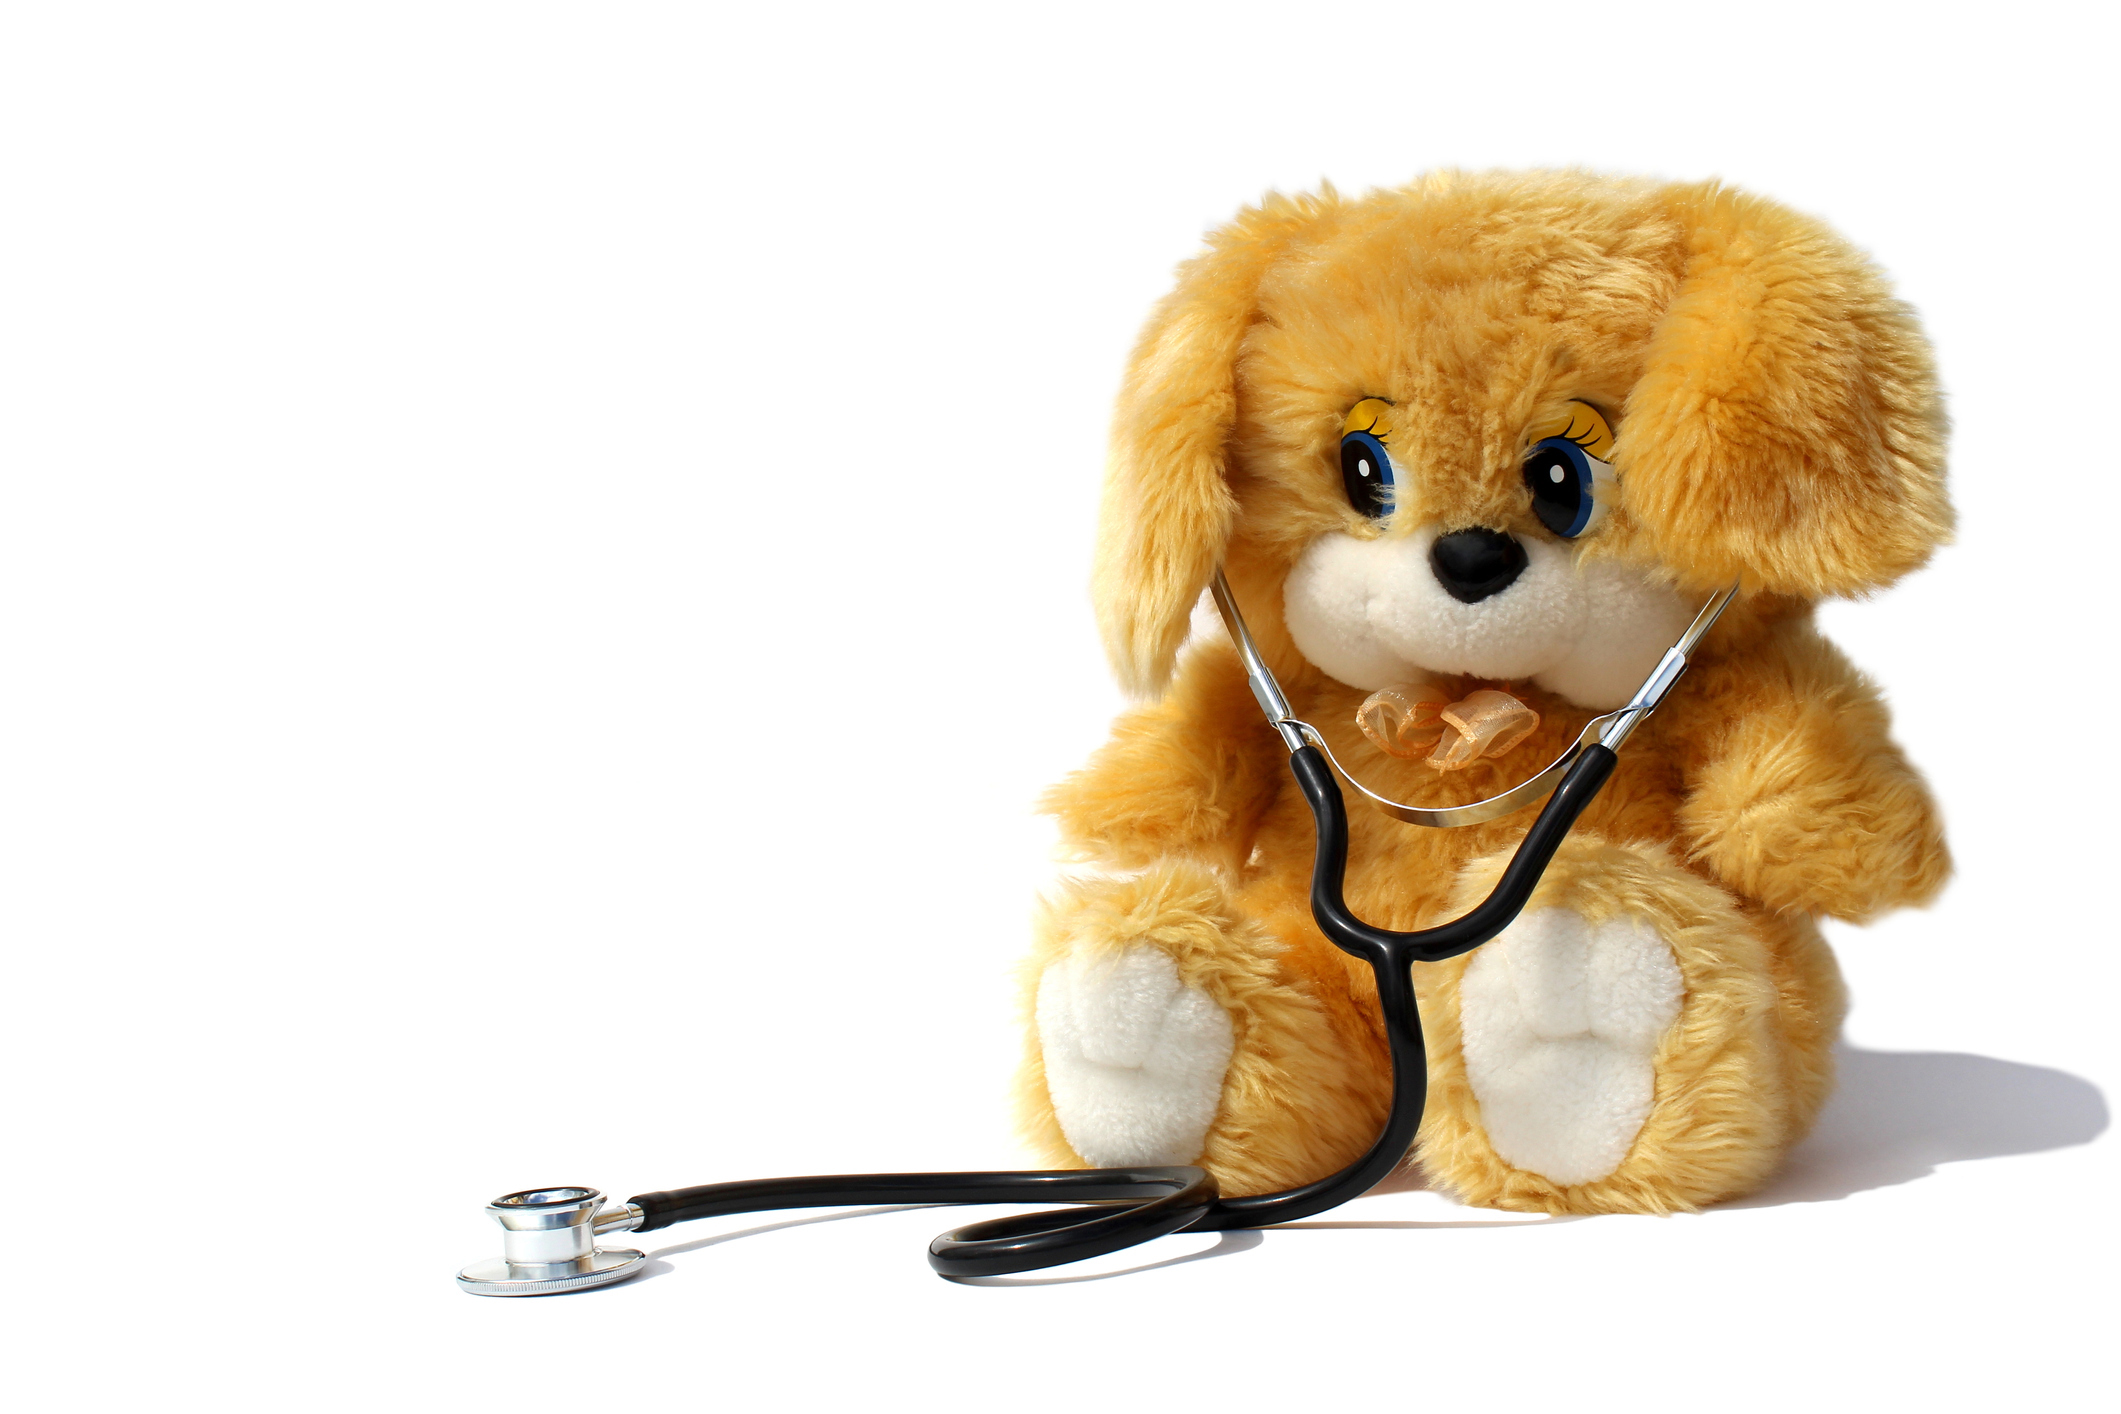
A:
1035,945,1234,1167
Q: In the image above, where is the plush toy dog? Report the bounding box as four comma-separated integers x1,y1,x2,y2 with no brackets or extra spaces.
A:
1016,171,1951,1214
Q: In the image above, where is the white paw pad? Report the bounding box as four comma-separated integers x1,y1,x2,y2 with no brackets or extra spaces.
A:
1036,945,1235,1168
1459,908,1684,1186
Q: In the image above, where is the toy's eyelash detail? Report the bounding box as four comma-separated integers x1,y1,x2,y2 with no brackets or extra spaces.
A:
1344,399,1393,441
1553,406,1610,452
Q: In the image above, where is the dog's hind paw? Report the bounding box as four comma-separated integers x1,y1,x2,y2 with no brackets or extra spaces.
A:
1035,945,1234,1168
1458,906,1684,1186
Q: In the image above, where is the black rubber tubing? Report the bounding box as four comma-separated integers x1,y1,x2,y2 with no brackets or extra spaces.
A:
628,742,1620,1279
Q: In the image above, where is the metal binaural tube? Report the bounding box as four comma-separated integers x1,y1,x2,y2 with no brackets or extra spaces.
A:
1210,571,1307,752
1212,570,1738,825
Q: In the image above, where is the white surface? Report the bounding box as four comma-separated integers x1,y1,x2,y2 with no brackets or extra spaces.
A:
2,3,2112,1410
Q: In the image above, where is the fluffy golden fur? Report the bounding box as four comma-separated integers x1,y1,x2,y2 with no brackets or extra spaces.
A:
1019,171,1950,1213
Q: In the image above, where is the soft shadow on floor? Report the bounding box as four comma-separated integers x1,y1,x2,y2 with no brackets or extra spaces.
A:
634,1204,1266,1288
1272,1214,1582,1231
627,1205,935,1284
1728,1045,2108,1207
953,1230,1264,1286
604,1045,2105,1289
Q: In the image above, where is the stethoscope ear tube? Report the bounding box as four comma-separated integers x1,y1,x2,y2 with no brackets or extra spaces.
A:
924,1167,1219,1278
1186,737,1620,1232
1295,740,1620,965
624,1167,1219,1279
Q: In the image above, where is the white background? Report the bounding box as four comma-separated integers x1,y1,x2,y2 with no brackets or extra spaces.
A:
4,2,2114,1409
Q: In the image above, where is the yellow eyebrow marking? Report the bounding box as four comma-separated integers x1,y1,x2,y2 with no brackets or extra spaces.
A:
1342,398,1396,443
1526,400,1616,459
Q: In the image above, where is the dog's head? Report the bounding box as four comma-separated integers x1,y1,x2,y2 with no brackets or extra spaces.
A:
1096,172,1951,708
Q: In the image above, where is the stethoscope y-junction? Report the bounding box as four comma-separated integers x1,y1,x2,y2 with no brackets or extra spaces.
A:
456,572,1738,1295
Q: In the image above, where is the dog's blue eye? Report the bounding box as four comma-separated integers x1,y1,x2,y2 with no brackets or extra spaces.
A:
1523,437,1613,538
1340,430,1395,518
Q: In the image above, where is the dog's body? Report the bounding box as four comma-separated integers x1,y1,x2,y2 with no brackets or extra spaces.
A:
1016,172,1950,1214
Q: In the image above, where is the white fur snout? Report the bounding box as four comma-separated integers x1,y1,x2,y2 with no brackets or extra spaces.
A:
1281,528,1695,711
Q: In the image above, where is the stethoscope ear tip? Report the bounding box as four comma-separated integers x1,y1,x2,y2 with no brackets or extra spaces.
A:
456,1187,649,1296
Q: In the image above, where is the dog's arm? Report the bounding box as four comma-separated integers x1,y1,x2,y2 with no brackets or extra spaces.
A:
1043,638,1287,874
1673,616,1949,922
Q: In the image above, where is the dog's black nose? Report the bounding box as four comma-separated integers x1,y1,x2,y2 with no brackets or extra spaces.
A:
1429,528,1527,604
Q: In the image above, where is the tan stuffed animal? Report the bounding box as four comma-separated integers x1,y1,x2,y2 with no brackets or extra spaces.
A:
1017,171,1951,1215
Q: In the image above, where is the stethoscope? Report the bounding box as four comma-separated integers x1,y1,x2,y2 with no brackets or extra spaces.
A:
457,572,1739,1295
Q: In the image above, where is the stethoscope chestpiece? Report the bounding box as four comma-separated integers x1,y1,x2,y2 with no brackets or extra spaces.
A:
456,1186,648,1296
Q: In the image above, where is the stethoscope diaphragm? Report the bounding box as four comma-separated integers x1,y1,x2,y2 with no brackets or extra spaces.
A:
456,1187,647,1296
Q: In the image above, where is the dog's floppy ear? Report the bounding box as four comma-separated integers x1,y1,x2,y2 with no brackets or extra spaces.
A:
1618,183,1952,597
1094,191,1336,696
